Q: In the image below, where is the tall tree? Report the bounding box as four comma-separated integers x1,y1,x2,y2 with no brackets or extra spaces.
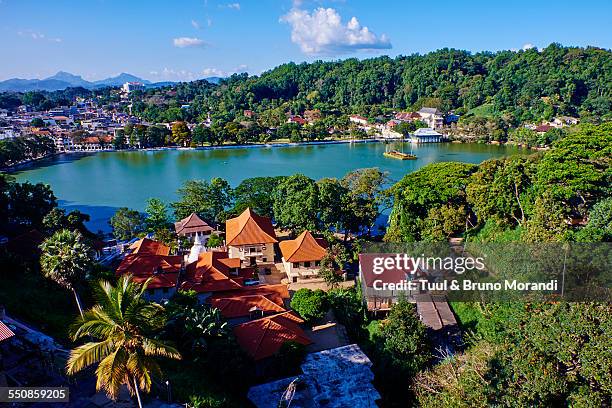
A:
66,276,181,407
40,229,93,316
144,198,170,233
273,174,320,233
109,207,145,240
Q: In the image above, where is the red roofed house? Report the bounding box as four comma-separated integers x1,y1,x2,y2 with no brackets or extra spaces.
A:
180,250,256,301
279,231,328,283
174,212,214,242
117,238,182,302
226,208,277,269
233,312,312,360
395,111,422,121
535,124,553,133
208,294,286,324
287,115,307,125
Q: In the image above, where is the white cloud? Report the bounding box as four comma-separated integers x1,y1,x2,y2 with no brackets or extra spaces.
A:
522,43,535,50
173,37,207,48
220,2,240,10
148,65,248,82
202,64,248,77
191,19,201,29
18,29,62,43
280,7,391,55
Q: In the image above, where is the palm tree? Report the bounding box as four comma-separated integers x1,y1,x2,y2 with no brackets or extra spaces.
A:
40,229,93,317
66,275,181,407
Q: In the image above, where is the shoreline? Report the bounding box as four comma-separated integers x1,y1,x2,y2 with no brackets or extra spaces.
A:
3,136,534,173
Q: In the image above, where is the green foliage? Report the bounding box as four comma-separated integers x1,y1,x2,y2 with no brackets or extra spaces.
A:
206,233,224,247
387,162,477,241
273,174,320,233
172,178,233,223
375,300,431,376
0,135,55,167
419,303,612,407
67,276,181,400
39,229,93,292
109,207,145,240
290,288,329,323
232,176,285,219
171,121,192,146
144,198,170,233
43,207,91,236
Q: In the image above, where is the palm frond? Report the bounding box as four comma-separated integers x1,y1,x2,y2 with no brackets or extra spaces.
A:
66,339,114,375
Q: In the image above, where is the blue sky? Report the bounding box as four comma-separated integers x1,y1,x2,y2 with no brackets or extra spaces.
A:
1,0,610,81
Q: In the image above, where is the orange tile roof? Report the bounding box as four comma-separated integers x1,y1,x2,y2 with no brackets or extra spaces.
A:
226,208,277,246
233,312,312,360
279,231,328,263
174,213,213,236
209,284,289,306
209,294,286,318
116,253,182,289
181,251,245,293
129,238,170,256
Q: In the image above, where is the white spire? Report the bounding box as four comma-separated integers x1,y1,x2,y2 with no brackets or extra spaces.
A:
187,233,205,264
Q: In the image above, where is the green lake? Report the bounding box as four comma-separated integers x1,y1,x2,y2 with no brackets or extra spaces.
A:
13,142,527,232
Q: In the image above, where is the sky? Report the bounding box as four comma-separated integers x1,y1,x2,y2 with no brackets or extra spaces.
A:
1,0,611,82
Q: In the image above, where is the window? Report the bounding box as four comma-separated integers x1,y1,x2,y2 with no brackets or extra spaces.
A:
293,262,300,268
315,261,320,266
262,257,267,262
162,288,169,294
304,261,311,267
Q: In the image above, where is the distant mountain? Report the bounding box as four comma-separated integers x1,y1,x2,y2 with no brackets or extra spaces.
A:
46,71,91,88
0,71,174,92
93,73,151,87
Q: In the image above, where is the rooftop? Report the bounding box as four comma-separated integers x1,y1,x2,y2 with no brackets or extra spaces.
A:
174,212,213,236
234,312,311,360
226,208,277,246
247,344,381,408
279,230,327,263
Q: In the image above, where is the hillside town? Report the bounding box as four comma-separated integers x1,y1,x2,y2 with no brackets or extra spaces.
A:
0,80,583,170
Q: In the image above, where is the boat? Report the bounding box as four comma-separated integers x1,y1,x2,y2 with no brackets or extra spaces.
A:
383,150,417,160
383,139,417,160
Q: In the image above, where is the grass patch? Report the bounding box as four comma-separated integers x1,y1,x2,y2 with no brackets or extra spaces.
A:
466,103,496,118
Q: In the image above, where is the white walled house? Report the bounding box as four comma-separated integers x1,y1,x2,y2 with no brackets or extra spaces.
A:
225,208,277,268
279,231,328,283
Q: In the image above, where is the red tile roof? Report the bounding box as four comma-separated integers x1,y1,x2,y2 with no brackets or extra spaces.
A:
279,231,327,263
226,208,277,246
129,238,170,256
116,254,183,289
174,213,213,236
209,284,290,306
0,321,15,343
535,124,553,133
233,312,312,360
181,251,246,293
209,294,286,318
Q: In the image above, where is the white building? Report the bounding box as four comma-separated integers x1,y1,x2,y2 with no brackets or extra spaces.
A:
411,128,445,143
122,82,145,93
418,107,444,129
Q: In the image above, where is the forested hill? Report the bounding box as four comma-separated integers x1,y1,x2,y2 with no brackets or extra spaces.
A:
163,43,611,125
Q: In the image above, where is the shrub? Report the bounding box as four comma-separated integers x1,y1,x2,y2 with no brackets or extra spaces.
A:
290,288,329,323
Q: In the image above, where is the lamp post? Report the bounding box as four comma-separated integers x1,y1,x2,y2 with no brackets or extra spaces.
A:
165,380,172,403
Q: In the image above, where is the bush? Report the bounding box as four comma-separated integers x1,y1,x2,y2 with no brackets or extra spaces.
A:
290,288,329,323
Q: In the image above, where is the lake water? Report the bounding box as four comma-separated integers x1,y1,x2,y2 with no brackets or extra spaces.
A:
13,142,526,232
